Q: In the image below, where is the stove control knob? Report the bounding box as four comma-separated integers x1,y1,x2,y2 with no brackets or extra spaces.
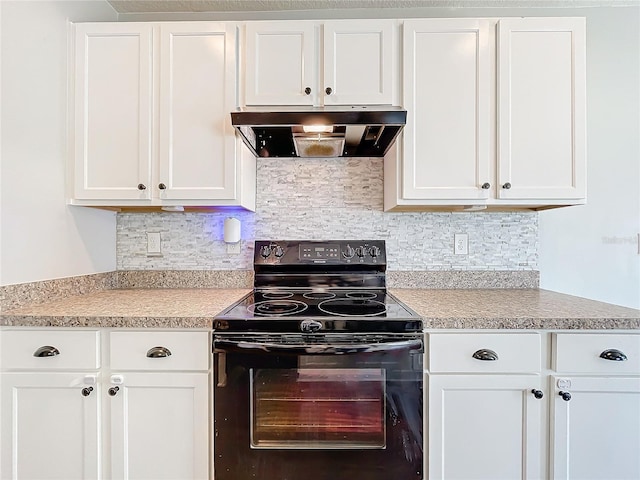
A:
355,246,366,258
259,245,272,258
342,245,355,259
368,246,381,258
274,245,285,258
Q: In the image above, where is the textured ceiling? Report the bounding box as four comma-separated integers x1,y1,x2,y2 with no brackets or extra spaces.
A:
106,0,639,14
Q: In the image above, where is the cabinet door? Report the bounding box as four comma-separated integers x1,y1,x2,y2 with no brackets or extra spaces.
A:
401,19,491,201
158,23,237,200
0,373,100,480
497,17,586,201
323,20,394,105
551,376,640,480
429,374,544,479
109,372,209,480
73,23,153,200
244,21,315,105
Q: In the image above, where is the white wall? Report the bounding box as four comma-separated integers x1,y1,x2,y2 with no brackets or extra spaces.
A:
539,7,640,309
0,1,118,286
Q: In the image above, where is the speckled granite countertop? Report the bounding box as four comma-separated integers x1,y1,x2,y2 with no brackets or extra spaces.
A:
390,289,640,330
0,289,250,329
1,288,638,330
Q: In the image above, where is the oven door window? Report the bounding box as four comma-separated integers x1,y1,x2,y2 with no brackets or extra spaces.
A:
250,368,385,449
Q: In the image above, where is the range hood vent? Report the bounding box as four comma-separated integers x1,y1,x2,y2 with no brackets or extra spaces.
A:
231,106,406,158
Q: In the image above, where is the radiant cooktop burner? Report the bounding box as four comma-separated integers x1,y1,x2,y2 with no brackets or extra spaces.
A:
260,291,294,300
302,291,336,300
318,298,387,316
214,240,423,333
248,299,308,316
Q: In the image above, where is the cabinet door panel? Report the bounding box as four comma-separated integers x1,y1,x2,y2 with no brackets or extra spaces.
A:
110,372,209,480
0,373,100,480
159,23,237,200
429,374,543,480
74,23,153,200
323,20,394,105
402,19,490,200
497,18,586,200
551,376,640,480
244,22,315,105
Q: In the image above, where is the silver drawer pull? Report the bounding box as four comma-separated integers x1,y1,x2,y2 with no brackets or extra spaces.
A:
599,349,627,362
33,346,60,357
472,349,499,361
146,346,172,358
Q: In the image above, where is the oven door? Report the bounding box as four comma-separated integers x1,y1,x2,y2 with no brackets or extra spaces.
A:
213,333,424,480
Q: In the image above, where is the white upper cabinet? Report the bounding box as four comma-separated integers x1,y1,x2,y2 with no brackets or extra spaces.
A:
323,20,394,105
385,17,586,211
71,22,255,210
243,20,396,106
399,19,490,201
158,23,237,201
73,23,153,201
244,21,315,106
497,17,586,201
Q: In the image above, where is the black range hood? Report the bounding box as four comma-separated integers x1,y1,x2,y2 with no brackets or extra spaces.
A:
231,105,406,158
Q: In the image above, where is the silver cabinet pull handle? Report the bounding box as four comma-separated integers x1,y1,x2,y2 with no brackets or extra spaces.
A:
33,346,60,357
599,349,627,361
146,346,172,358
472,349,498,361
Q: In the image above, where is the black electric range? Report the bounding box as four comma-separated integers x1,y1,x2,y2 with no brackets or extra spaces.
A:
213,240,422,333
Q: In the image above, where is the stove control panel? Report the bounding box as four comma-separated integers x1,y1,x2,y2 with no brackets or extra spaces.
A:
254,240,386,266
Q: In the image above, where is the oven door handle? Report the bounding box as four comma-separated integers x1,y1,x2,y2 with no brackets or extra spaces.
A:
213,338,423,355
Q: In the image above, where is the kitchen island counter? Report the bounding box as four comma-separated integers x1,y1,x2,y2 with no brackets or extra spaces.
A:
1,288,638,330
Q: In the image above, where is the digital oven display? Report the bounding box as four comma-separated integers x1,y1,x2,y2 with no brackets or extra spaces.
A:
299,243,340,260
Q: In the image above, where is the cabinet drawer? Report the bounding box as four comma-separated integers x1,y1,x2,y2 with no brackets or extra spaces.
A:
109,331,210,371
428,333,541,373
553,333,640,374
0,330,100,370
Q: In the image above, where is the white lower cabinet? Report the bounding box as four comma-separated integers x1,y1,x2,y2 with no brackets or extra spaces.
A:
550,376,640,480
0,328,211,480
429,374,544,480
427,333,544,480
427,331,640,480
0,372,101,480
107,331,210,480
550,333,640,480
109,372,209,480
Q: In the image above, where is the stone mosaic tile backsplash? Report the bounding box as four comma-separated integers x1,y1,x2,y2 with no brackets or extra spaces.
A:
116,158,538,271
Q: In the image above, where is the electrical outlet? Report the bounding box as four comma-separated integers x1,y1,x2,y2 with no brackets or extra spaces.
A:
454,234,469,255
147,232,162,256
227,241,241,255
